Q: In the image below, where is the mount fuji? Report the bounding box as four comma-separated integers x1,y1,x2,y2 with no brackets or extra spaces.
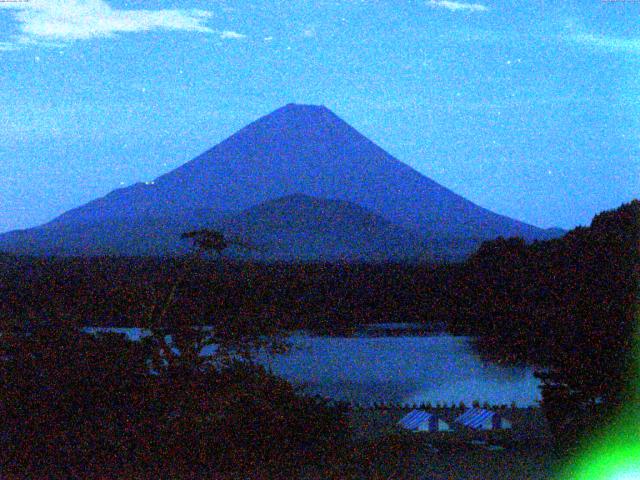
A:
0,104,562,261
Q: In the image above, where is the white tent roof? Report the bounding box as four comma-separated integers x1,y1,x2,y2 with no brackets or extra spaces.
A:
455,408,511,430
398,409,450,431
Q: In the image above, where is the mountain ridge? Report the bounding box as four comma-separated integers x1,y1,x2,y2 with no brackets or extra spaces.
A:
0,103,564,261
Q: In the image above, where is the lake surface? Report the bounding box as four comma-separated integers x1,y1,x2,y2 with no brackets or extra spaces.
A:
87,327,541,407
260,332,541,407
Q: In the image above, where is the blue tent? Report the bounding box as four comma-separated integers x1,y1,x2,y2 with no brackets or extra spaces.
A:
455,408,512,430
398,410,450,432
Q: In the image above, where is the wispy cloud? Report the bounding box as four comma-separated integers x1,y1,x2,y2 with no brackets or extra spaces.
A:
428,0,488,12
0,0,246,49
571,33,640,54
219,30,246,40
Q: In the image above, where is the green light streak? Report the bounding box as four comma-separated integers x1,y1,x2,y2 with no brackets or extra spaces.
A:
559,416,640,479
558,297,640,480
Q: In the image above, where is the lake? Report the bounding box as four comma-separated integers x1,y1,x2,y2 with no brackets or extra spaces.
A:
260,332,541,407
87,327,541,407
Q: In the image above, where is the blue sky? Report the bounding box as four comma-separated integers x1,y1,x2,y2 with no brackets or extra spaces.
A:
0,0,638,232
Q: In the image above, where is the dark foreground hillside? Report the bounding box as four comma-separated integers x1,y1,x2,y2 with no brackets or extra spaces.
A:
0,325,352,478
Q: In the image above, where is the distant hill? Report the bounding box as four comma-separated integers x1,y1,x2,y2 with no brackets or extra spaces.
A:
0,103,563,261
219,194,426,262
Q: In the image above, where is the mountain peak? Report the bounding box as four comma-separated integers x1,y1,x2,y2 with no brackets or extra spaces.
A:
266,103,335,123
281,103,328,112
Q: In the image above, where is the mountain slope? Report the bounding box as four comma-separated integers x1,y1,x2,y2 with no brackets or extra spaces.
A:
219,194,426,262
0,104,562,260
0,194,426,261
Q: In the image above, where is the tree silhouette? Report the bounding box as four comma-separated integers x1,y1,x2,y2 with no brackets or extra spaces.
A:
181,229,252,257
146,229,285,375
